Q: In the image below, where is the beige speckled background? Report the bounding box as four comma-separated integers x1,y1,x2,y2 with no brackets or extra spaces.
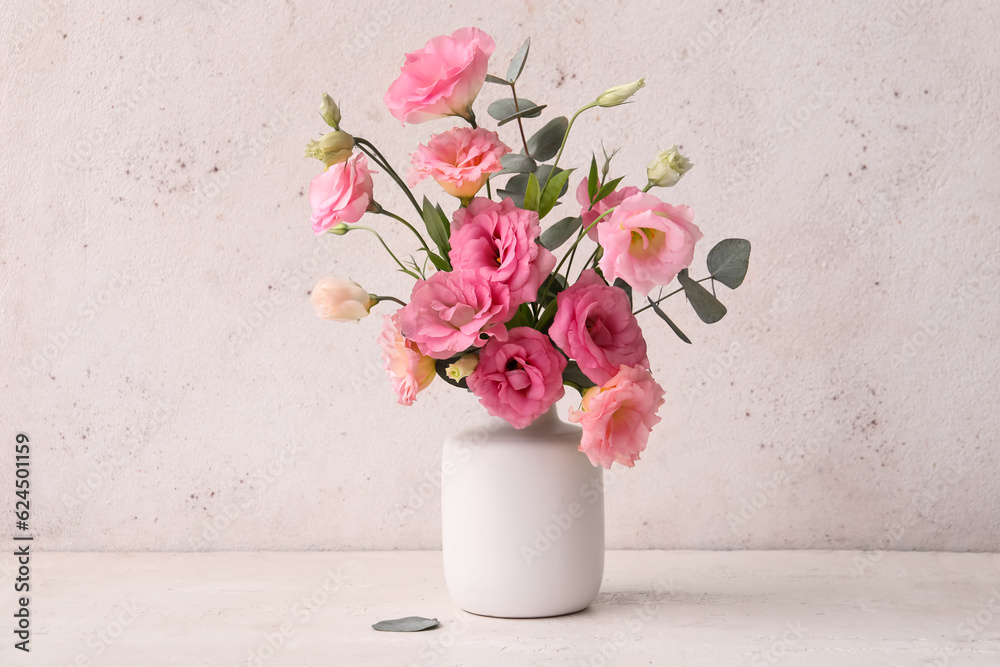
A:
1,0,998,551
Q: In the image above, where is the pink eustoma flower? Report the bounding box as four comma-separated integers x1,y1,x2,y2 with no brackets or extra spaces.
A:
576,178,641,241
449,197,556,307
409,127,511,198
467,327,567,429
384,27,495,125
596,192,703,296
378,313,436,406
568,364,665,469
548,269,649,385
398,271,511,360
309,153,376,234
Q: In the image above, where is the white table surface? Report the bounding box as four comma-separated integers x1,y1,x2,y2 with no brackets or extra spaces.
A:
1,550,999,666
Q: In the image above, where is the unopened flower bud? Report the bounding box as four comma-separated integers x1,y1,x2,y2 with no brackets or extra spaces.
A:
320,93,342,129
304,131,355,168
310,278,375,322
646,146,693,187
595,78,645,107
328,223,350,235
446,354,479,382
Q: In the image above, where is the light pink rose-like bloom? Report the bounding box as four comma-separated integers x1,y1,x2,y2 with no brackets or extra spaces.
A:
549,269,649,385
398,271,511,360
596,192,703,296
309,153,376,235
378,313,436,406
449,197,556,307
467,327,567,429
384,27,496,125
576,178,641,241
568,364,665,469
409,127,511,198
309,278,375,322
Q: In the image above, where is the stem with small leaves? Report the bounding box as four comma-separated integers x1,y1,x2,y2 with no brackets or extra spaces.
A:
376,208,432,255
542,101,598,193
349,226,421,280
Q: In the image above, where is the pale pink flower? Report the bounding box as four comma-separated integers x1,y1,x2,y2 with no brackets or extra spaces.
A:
597,192,703,296
467,327,567,429
397,271,511,360
568,364,665,469
409,127,510,198
548,270,649,385
309,278,375,322
384,28,495,125
378,313,436,406
449,197,556,307
576,178,641,241
309,153,376,234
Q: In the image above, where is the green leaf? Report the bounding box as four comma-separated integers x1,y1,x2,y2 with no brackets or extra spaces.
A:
485,74,509,85
506,37,530,83
535,297,558,333
538,216,582,250
498,153,537,175
506,303,534,329
538,167,574,218
421,247,450,272
487,98,544,122
676,269,727,324
706,238,751,289
613,278,632,307
562,360,597,391
526,116,568,161
421,196,451,262
372,616,440,632
587,155,599,203
523,172,541,211
592,176,624,205
497,104,547,126
537,272,567,307
646,298,692,344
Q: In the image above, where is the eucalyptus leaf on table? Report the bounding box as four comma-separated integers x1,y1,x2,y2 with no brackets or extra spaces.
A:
372,616,439,632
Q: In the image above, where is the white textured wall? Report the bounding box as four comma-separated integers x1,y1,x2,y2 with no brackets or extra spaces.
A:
1,0,998,552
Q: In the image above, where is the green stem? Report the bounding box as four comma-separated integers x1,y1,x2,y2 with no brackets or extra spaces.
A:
354,137,423,217
537,205,616,305
374,295,407,307
542,102,597,193
353,225,421,280
578,247,600,279
378,209,432,255
642,182,653,193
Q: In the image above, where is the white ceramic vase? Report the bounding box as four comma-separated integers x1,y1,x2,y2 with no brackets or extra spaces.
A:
441,406,605,618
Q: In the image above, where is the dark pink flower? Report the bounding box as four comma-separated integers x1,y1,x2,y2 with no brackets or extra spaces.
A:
548,269,648,385
398,270,510,360
467,327,567,429
449,197,556,307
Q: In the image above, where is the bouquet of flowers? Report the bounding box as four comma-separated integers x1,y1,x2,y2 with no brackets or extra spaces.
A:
304,28,750,469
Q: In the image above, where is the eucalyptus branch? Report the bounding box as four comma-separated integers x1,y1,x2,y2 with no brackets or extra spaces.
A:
632,276,715,314
509,82,531,156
